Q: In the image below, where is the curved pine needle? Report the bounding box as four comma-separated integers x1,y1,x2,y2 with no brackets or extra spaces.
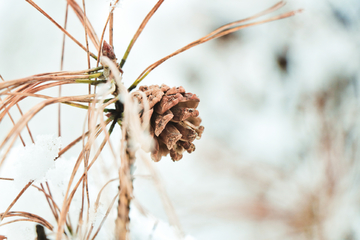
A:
56,96,117,238
0,73,103,91
0,95,99,168
0,83,41,119
32,184,61,216
0,91,96,123
85,178,119,239
57,135,112,240
90,193,119,240
128,3,302,91
0,76,27,146
57,119,112,159
67,0,100,51
25,0,98,60
0,181,34,222
0,219,52,230
0,211,54,231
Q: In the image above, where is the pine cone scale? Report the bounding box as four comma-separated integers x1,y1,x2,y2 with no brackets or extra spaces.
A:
171,106,199,122
134,84,204,162
155,93,183,114
159,123,182,150
173,122,197,142
153,110,174,136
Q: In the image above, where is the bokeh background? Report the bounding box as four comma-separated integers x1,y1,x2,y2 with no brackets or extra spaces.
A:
1,0,360,239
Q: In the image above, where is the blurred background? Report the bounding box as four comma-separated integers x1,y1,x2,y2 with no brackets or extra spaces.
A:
1,0,360,239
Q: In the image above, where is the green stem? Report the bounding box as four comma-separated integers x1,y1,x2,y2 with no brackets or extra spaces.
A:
62,102,112,112
116,119,122,127
87,72,103,79
119,39,133,69
88,66,104,73
75,80,107,85
128,72,149,91
108,119,117,134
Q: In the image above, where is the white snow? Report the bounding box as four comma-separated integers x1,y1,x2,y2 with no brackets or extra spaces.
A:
12,135,61,187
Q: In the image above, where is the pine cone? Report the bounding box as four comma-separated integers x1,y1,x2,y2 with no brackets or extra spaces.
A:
132,84,204,162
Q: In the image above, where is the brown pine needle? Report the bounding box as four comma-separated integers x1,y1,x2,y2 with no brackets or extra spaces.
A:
0,73,103,91
0,177,14,181
25,0,98,60
109,5,114,48
128,3,302,91
90,193,119,240
0,211,54,231
82,0,91,71
59,2,69,138
86,178,119,240
66,0,100,51
0,75,34,144
40,183,59,222
120,0,165,68
0,180,34,222
96,0,120,67
0,95,100,168
0,95,26,147
56,107,117,238
0,1,304,239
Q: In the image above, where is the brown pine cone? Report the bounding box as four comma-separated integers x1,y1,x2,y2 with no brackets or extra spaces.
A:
132,84,204,162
